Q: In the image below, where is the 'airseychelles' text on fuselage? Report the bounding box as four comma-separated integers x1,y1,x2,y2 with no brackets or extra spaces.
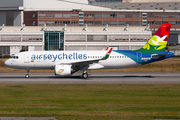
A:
31,53,87,62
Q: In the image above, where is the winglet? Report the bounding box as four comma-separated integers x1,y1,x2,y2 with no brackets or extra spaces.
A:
106,47,109,51
104,48,113,59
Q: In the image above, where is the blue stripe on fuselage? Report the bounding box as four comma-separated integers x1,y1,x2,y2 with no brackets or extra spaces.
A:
113,50,174,65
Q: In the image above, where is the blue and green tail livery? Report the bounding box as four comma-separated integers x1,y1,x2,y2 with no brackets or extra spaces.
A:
113,23,174,65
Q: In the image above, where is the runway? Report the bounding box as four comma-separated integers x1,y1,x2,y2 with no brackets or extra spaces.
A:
0,72,179,84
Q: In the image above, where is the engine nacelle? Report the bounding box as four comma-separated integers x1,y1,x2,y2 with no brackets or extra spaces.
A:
54,65,72,76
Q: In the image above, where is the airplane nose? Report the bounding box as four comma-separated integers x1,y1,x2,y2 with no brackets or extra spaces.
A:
4,59,11,67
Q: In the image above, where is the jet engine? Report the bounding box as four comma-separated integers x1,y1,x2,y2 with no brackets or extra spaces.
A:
54,65,72,76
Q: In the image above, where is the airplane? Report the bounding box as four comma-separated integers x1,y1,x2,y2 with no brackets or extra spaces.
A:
4,23,174,79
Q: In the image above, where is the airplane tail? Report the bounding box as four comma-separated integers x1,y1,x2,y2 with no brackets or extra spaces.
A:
135,23,171,53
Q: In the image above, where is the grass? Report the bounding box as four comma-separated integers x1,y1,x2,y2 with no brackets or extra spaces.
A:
0,85,179,120
0,58,180,119
1,58,180,72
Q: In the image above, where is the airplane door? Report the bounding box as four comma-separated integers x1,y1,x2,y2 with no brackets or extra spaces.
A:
24,53,29,63
137,52,142,62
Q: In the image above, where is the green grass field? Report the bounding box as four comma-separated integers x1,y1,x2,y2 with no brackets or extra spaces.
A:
0,85,180,120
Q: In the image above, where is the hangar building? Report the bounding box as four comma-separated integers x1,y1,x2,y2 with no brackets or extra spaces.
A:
0,25,151,56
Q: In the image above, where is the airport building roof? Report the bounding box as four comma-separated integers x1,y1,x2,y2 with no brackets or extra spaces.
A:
101,2,180,10
89,0,122,6
0,25,150,33
1,0,180,13
122,0,180,3
0,0,111,11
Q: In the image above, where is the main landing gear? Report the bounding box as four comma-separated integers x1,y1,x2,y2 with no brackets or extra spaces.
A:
25,69,30,78
82,71,88,79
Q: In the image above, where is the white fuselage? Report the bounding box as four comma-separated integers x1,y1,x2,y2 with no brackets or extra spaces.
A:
5,51,140,70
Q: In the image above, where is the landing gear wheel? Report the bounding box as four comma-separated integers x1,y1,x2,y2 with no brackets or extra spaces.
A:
82,72,88,79
25,74,29,78
25,69,30,78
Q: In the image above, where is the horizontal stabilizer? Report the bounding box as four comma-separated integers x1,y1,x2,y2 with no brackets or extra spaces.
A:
151,53,173,59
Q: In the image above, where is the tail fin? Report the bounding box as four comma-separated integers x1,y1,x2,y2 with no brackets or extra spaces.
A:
135,23,171,53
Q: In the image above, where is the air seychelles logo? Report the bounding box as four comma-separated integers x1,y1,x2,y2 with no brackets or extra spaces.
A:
58,69,64,73
31,52,87,62
143,35,168,51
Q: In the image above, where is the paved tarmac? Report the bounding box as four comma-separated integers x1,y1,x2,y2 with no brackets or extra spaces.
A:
0,72,179,84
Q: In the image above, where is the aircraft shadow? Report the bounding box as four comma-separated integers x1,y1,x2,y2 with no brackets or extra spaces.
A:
43,74,154,79
0,75,154,79
1,75,179,80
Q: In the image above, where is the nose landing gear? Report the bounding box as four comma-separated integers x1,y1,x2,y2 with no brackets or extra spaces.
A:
25,69,30,78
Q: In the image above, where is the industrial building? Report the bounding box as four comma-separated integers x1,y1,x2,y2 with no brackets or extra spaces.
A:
0,25,151,55
0,0,180,56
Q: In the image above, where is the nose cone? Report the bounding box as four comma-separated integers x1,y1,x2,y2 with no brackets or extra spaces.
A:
4,59,11,67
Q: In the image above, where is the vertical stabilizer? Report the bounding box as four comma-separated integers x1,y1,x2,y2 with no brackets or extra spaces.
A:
135,23,171,53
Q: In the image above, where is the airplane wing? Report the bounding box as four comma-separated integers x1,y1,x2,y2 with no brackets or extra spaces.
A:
54,47,113,68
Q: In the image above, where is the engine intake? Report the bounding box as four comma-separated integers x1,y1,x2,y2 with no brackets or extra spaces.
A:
54,65,72,76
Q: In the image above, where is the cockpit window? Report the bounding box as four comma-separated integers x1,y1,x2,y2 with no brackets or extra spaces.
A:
11,56,19,59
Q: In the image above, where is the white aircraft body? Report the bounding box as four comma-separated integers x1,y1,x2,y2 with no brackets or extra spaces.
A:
4,23,174,78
